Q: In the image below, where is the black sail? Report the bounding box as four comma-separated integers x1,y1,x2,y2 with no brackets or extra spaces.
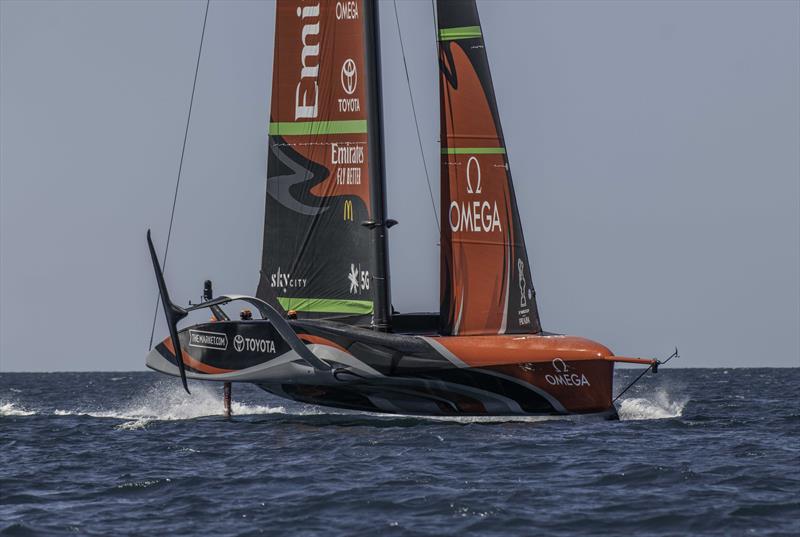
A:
257,0,381,324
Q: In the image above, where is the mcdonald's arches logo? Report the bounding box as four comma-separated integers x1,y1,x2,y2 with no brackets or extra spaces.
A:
343,199,354,221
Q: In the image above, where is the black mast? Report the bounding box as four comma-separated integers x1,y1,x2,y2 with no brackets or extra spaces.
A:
363,0,392,331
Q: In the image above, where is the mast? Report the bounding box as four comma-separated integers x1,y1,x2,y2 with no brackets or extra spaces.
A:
363,0,392,331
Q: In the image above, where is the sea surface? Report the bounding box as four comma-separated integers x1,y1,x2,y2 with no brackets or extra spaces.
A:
1,369,798,536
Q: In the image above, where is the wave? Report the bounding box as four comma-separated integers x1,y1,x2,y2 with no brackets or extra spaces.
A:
618,389,687,420
0,401,36,417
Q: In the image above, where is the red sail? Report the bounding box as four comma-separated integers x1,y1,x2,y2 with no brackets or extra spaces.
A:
437,0,542,335
257,0,376,321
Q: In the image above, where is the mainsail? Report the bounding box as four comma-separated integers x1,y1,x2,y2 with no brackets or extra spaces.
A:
437,0,542,335
257,0,385,324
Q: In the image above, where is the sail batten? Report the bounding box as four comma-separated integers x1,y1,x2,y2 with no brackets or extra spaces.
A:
276,297,373,314
437,0,542,336
441,147,506,155
438,26,482,41
268,120,368,136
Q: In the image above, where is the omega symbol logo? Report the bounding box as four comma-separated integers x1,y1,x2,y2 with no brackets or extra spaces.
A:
233,335,245,352
466,156,482,194
552,358,568,373
341,58,357,95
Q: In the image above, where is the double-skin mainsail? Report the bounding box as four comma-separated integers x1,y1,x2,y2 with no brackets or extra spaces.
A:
257,0,390,329
258,0,541,336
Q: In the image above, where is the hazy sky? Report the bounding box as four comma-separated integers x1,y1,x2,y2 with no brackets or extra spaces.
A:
1,0,798,371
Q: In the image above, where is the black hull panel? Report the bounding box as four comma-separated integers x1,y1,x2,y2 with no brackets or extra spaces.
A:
257,382,619,420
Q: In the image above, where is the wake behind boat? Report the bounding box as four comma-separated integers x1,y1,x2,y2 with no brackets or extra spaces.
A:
146,0,672,419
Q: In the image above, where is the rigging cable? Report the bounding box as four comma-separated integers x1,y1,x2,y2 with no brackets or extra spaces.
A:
611,366,653,404
612,348,679,403
148,0,211,350
392,0,439,232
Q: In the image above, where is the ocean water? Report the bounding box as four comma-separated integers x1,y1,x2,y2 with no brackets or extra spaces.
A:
1,369,798,536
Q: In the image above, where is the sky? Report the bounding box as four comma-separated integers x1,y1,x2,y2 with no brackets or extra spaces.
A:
1,0,798,371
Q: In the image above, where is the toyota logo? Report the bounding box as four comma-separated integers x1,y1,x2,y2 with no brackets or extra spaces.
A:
341,58,357,95
233,335,244,352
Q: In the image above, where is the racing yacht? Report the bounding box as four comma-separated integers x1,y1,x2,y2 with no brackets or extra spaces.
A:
146,0,668,418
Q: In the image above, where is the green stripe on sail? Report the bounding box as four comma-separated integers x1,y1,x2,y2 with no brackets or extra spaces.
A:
269,120,367,136
277,297,373,314
438,26,482,41
441,147,506,155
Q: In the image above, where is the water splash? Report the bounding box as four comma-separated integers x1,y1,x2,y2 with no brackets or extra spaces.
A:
5,380,686,425
0,401,36,416
52,381,286,429
618,389,687,420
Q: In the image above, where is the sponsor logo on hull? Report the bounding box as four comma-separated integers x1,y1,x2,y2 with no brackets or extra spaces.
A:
233,334,276,354
188,330,228,351
545,358,591,387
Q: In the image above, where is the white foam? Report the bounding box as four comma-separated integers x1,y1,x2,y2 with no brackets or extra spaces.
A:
0,401,36,416
404,414,561,424
52,381,287,429
618,389,687,420
115,419,150,431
